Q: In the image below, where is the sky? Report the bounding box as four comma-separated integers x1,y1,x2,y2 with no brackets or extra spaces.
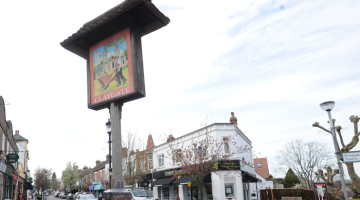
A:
0,0,359,181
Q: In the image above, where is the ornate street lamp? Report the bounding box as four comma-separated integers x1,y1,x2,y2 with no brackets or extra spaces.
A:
105,119,112,189
319,101,348,200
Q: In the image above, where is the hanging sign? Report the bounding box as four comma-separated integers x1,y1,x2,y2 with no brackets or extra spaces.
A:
342,151,360,162
6,154,19,163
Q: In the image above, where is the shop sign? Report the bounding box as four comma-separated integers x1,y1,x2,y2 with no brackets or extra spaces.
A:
314,182,328,200
213,160,240,170
6,154,19,163
153,168,185,179
342,151,360,162
13,174,18,182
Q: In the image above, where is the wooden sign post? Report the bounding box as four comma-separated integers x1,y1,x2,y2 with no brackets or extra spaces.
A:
61,0,169,199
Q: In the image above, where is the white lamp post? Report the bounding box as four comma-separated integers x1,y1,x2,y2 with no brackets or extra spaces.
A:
319,101,348,200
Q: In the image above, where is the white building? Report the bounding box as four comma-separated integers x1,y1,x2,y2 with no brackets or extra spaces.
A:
149,113,268,200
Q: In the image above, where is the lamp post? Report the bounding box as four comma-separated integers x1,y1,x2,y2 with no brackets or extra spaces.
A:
319,101,349,200
44,171,48,200
105,119,112,189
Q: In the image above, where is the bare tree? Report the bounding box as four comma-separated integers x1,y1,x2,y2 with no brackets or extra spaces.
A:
165,127,252,200
122,130,144,186
34,167,52,191
275,140,335,189
313,115,360,192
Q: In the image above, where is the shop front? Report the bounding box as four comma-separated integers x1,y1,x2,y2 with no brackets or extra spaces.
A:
0,159,7,200
150,161,262,200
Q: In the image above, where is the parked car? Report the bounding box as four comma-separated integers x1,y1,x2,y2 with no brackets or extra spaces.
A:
62,193,68,199
125,189,153,200
67,193,74,200
55,192,61,198
76,194,97,200
74,192,80,199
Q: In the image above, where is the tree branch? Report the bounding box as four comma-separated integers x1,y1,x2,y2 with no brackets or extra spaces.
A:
312,122,332,134
335,126,346,147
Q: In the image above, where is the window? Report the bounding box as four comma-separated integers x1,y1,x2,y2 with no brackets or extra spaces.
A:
172,149,181,163
7,141,9,153
158,154,164,167
223,137,230,153
225,184,235,197
148,155,153,169
257,163,262,168
196,147,207,157
94,172,97,180
140,158,145,172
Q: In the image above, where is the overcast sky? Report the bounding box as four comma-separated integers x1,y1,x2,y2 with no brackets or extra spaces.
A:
0,0,359,180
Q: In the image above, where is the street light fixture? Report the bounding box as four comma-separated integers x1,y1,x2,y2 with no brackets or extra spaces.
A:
44,171,48,200
105,119,112,189
319,101,349,200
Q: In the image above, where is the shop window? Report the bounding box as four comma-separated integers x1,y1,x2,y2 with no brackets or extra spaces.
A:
158,154,164,167
148,155,153,169
140,158,145,172
223,137,230,153
225,184,235,197
257,163,262,168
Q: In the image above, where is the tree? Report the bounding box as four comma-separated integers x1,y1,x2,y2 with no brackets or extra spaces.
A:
313,115,360,192
165,127,251,200
275,140,335,189
122,49,127,59
50,173,61,190
337,188,355,200
61,162,79,192
122,130,144,186
34,167,52,191
284,168,300,188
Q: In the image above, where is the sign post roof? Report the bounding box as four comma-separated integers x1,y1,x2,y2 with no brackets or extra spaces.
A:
61,0,170,59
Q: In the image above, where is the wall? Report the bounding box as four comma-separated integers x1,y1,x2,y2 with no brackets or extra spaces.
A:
152,123,254,171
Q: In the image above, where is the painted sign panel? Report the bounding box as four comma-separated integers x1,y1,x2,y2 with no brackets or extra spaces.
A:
314,182,328,200
342,151,360,162
89,29,133,106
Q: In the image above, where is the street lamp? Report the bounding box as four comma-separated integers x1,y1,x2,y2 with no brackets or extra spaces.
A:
319,101,349,200
44,171,48,200
105,119,112,189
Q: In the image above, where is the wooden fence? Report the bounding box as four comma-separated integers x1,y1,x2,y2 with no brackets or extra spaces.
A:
260,189,316,200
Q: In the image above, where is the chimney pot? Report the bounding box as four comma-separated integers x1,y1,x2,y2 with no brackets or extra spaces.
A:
136,149,139,152
230,112,238,125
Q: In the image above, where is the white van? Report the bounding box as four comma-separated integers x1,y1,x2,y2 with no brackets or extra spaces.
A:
124,189,153,200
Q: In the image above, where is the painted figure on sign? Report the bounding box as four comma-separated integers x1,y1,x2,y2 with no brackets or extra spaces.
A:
317,185,324,200
112,65,127,86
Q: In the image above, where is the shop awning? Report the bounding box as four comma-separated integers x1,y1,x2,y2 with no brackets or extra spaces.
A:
151,178,175,186
89,185,96,191
242,171,262,183
172,174,211,184
94,185,105,190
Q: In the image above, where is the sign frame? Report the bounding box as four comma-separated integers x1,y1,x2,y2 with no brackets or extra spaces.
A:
342,150,360,163
313,181,328,200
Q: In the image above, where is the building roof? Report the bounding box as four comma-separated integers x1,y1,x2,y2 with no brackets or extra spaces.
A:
14,134,28,142
60,0,170,59
154,123,252,148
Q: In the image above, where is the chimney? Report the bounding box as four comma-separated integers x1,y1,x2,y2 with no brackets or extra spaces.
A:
15,130,19,135
83,166,88,170
96,160,100,166
167,134,175,142
230,112,237,125
269,175,273,180
106,154,110,161
136,149,139,152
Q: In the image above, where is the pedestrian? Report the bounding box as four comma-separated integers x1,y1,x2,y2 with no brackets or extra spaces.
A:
17,193,25,200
